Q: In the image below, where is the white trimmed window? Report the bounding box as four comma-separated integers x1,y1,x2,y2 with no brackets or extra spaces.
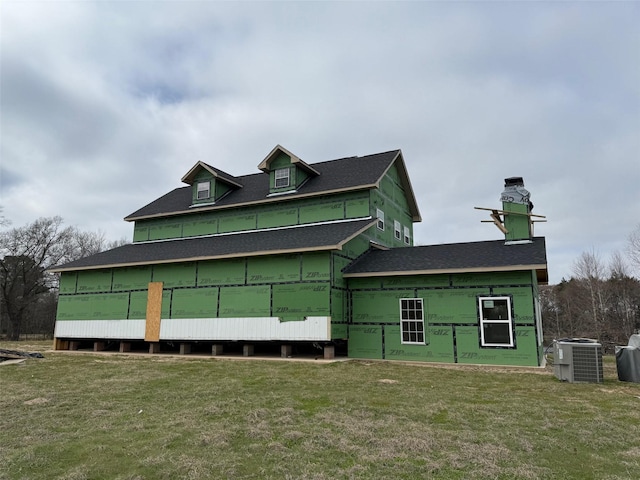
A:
197,181,210,200
400,298,425,344
403,226,411,245
275,168,290,188
376,208,385,230
394,220,402,240
478,296,514,347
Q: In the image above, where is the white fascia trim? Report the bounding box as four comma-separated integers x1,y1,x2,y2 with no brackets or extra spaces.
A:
266,189,299,197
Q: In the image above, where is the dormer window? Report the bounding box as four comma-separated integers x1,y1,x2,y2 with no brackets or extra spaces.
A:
274,168,290,188
197,181,211,200
259,145,320,195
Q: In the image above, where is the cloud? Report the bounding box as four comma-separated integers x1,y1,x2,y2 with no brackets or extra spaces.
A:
1,1,638,283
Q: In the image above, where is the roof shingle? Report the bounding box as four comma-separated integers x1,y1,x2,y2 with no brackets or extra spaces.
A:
50,219,377,272
343,237,548,282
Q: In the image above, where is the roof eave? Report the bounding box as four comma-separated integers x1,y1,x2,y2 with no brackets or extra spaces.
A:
181,161,243,188
377,150,422,222
343,264,548,279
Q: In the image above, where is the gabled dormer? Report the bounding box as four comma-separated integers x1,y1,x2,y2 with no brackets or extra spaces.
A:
258,145,320,195
181,161,242,206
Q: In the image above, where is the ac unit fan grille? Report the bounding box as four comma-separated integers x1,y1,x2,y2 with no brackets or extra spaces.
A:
572,345,603,383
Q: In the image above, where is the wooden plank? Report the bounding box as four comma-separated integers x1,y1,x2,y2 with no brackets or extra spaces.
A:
145,282,163,342
474,206,546,218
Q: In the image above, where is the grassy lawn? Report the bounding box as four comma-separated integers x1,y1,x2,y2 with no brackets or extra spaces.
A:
1,341,639,480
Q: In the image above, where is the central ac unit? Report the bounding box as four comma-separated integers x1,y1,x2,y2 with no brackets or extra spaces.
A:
553,339,603,383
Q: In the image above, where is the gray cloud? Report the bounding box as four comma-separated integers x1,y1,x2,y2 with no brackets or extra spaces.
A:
1,1,638,283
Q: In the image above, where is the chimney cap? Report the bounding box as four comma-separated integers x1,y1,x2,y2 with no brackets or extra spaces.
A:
504,177,524,187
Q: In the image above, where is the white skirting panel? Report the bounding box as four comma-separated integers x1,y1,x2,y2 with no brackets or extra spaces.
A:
160,317,331,341
54,317,331,342
54,320,146,339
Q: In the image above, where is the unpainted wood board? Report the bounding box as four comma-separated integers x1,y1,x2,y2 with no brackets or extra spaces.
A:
145,282,164,342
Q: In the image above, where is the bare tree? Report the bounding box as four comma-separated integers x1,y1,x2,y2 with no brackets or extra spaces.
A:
0,217,120,340
572,249,608,340
0,207,10,228
628,224,640,275
0,217,76,339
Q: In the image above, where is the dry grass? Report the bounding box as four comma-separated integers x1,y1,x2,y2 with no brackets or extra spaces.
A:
1,341,639,479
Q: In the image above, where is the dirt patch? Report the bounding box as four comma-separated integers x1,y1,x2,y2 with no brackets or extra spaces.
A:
24,397,49,406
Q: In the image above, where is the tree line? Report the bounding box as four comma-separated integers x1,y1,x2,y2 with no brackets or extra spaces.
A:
0,215,127,340
1,214,639,347
540,225,640,350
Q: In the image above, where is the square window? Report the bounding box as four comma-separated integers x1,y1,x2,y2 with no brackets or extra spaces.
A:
275,168,290,188
197,181,210,200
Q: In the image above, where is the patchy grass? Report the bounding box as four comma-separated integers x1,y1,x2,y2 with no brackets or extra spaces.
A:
1,341,639,479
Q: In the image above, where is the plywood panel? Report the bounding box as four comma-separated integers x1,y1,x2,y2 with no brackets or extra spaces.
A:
418,289,489,324
302,252,331,281
348,325,383,359
171,287,218,318
112,266,152,291
455,326,539,366
299,200,344,223
145,282,163,342
153,263,196,288
197,259,246,286
247,255,300,284
345,196,369,218
351,289,414,323
56,293,129,320
58,272,77,294
384,325,454,362
257,207,298,229
272,283,331,321
183,216,218,237
76,269,112,293
219,285,271,317
450,271,532,287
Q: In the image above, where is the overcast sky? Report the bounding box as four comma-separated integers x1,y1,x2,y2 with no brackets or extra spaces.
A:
1,1,639,284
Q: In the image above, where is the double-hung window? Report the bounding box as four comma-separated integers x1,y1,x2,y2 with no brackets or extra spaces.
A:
400,298,425,344
197,181,210,200
376,208,385,230
403,226,411,245
394,220,402,240
478,296,514,347
275,168,290,188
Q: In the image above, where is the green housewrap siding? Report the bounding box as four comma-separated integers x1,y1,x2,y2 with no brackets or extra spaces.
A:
347,271,542,366
219,285,271,317
272,283,330,321
369,163,414,248
197,259,245,286
171,287,219,318
112,266,152,291
131,191,371,243
76,269,112,293
57,293,130,321
56,251,343,334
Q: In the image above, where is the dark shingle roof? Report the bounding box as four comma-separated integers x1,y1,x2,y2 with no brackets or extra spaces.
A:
343,237,548,283
125,150,410,220
50,219,376,272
